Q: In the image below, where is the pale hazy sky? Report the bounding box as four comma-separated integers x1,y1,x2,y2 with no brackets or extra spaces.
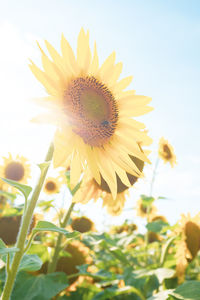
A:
0,0,200,229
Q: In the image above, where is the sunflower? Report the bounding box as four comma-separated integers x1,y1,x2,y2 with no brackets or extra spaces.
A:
38,240,92,291
43,176,62,195
136,197,157,218
29,28,153,199
0,153,31,191
73,154,145,216
0,214,36,245
158,137,177,167
70,216,95,233
149,215,168,223
175,213,200,283
111,222,137,234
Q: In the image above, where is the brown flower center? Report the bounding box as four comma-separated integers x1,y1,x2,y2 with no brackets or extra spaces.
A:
97,155,144,194
163,144,172,159
63,76,118,147
5,162,25,181
71,217,93,233
45,181,56,191
185,221,200,259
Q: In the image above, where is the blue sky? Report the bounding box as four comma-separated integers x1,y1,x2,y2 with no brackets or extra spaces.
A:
0,0,200,229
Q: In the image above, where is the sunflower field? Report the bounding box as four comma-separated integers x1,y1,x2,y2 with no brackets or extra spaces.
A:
0,4,200,299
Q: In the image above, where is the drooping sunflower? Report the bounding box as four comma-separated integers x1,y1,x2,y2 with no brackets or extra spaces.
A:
29,28,153,199
136,197,157,218
43,176,62,195
175,213,200,283
70,216,95,233
0,153,31,191
158,137,177,167
73,154,145,216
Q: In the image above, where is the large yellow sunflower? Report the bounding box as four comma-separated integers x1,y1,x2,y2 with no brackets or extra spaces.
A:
0,153,31,190
158,137,177,167
73,154,145,216
43,176,62,195
29,29,153,199
175,213,200,283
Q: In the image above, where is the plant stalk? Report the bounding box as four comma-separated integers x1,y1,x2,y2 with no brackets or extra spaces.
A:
47,202,75,273
1,143,54,300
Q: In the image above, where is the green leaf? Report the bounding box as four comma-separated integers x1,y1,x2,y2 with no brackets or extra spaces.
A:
140,194,155,206
0,177,32,200
0,190,16,200
37,161,51,173
18,254,42,272
33,221,80,239
11,272,69,300
0,238,19,258
170,281,200,300
146,220,168,233
147,289,174,300
160,236,176,266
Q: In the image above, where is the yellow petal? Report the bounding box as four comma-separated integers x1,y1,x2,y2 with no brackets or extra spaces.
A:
77,28,91,73
119,95,152,107
88,41,99,75
61,33,79,75
29,61,61,97
106,62,123,86
70,151,82,189
98,51,115,80
119,105,153,117
53,128,74,167
96,149,117,199
85,146,101,184
112,76,133,94
45,40,67,74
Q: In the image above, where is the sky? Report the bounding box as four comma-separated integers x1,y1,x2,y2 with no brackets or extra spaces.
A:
0,0,200,230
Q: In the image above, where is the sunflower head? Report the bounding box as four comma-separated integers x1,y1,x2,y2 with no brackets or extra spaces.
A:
147,231,161,243
43,176,62,195
0,154,31,191
175,213,200,283
30,28,152,199
150,215,168,223
136,197,157,218
111,222,137,234
70,216,95,233
0,214,35,245
158,137,177,167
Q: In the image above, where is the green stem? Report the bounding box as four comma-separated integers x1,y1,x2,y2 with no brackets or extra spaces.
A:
149,157,159,196
1,143,54,300
47,202,75,273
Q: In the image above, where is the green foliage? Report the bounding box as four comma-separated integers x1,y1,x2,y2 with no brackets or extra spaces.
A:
33,221,80,239
0,178,32,200
11,272,69,300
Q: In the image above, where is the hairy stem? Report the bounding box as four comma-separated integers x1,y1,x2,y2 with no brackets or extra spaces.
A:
1,143,54,300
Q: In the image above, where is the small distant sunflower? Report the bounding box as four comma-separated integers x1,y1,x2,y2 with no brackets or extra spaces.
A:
0,214,36,245
136,198,157,218
149,215,168,223
0,154,31,191
111,223,137,234
158,137,177,167
175,213,200,283
29,28,152,199
147,231,162,243
70,216,95,233
43,176,62,195
38,240,92,290
73,154,145,216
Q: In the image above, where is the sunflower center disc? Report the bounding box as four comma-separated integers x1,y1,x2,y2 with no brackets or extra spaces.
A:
64,76,118,147
45,181,56,191
163,144,172,159
5,162,25,181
